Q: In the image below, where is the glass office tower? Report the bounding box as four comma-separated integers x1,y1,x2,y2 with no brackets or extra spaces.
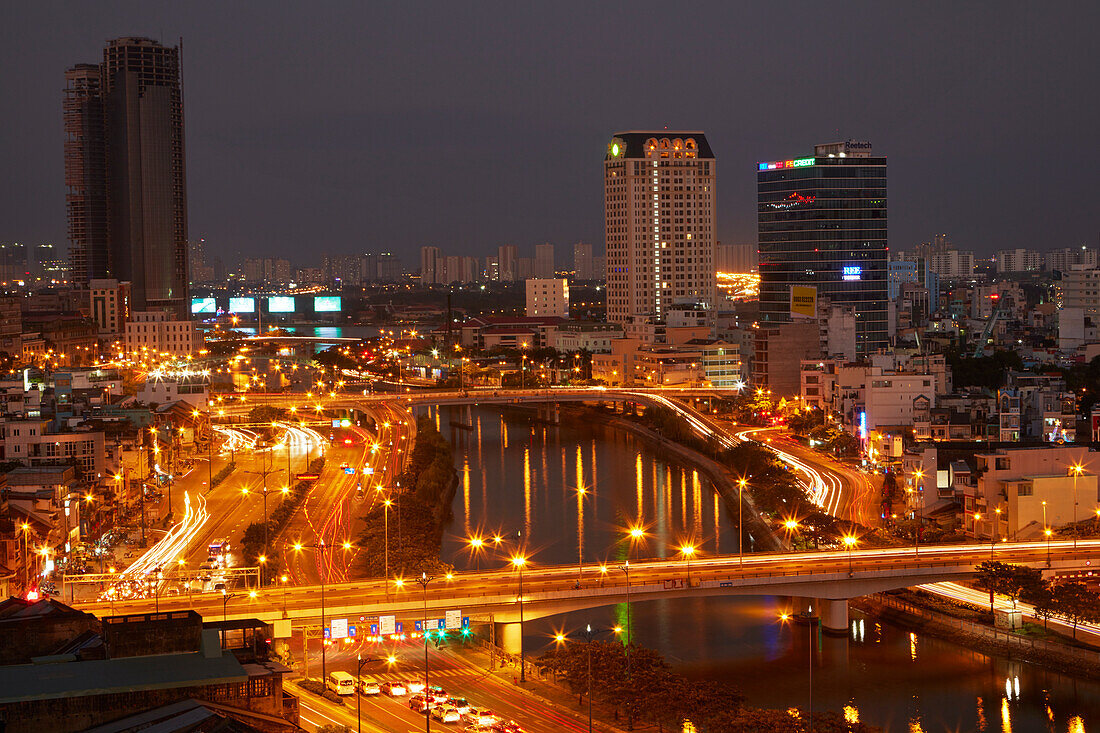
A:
757,140,888,357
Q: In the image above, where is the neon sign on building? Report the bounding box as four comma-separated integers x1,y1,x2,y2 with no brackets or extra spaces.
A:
758,157,815,171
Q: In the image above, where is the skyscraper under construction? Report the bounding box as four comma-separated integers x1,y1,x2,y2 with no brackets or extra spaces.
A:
65,37,189,318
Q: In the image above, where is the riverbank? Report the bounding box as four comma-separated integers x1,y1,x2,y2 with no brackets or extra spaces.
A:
854,590,1100,680
559,403,784,553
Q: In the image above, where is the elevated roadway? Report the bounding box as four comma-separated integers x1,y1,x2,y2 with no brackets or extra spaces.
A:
77,539,1100,639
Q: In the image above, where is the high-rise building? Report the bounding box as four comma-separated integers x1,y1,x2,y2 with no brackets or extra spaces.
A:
377,253,402,282
715,243,757,273
1047,246,1098,273
995,248,1043,273
573,242,594,280
497,245,518,282
757,139,888,357
420,246,442,285
64,38,189,318
604,132,717,324
535,243,555,278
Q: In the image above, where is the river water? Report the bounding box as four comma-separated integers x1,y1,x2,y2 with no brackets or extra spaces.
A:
427,404,1100,732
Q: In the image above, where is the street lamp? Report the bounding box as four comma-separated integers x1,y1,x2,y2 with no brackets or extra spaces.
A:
1045,528,1053,566
678,543,696,585
383,498,393,579
1071,463,1084,549
415,572,434,733
221,589,235,623
575,486,590,582
511,555,527,682
467,534,484,572
737,477,748,567
912,467,925,557
842,535,858,576
355,654,396,733
292,539,352,681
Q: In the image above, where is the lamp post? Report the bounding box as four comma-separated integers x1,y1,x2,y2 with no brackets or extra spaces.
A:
1071,463,1084,549
511,555,527,682
383,498,393,579
678,543,696,585
575,487,589,583
415,572,434,733
561,624,623,733
293,540,351,681
19,523,30,594
221,589,234,622
912,468,925,557
280,574,288,617
467,535,484,572
737,477,747,567
992,507,1001,560
842,535,857,576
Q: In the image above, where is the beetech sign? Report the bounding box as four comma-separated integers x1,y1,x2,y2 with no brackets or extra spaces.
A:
758,157,815,171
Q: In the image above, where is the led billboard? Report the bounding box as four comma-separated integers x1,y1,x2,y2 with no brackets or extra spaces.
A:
267,296,295,313
314,296,342,312
229,297,256,313
191,297,216,314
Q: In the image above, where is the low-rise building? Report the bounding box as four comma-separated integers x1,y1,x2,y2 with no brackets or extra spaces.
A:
124,310,199,357
525,278,570,318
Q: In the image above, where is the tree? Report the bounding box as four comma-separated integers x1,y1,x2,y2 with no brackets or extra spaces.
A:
1051,582,1100,640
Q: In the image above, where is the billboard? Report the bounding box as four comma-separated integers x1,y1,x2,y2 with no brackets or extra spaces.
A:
315,296,342,312
790,285,817,319
379,615,396,635
229,297,255,313
445,609,462,630
268,296,295,313
330,618,348,639
191,297,216,314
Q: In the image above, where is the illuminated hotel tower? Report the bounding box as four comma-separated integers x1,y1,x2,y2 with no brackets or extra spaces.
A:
604,132,716,323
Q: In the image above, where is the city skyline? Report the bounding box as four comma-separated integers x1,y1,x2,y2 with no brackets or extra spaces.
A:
2,3,1098,262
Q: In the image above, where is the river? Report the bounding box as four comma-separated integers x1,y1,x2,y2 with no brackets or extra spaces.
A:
426,404,1100,732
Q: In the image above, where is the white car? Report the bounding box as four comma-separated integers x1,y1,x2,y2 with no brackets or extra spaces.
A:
358,679,381,695
462,709,499,726
431,706,462,724
405,680,426,694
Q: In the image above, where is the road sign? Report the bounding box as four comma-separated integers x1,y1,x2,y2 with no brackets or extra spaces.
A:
395,621,403,633
445,609,462,630
349,625,356,637
343,466,355,474
323,627,330,639
331,419,342,428
331,618,348,639
370,624,379,635
379,615,396,635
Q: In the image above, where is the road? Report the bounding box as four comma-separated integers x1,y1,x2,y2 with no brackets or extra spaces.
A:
294,643,592,733
730,426,880,526
77,539,1100,626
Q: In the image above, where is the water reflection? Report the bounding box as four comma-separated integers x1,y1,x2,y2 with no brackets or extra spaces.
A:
435,405,1100,731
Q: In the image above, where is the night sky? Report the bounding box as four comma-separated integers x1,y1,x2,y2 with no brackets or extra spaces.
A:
2,1,1097,264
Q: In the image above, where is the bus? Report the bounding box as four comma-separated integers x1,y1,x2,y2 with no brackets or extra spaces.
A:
208,539,230,568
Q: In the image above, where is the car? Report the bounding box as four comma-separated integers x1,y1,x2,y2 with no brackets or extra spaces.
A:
427,686,448,703
447,697,471,714
358,678,381,695
463,709,499,726
408,694,434,712
464,726,495,733
405,680,426,694
431,706,462,724
381,681,407,697
491,721,526,733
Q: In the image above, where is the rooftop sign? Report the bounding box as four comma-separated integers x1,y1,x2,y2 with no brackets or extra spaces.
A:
758,157,815,171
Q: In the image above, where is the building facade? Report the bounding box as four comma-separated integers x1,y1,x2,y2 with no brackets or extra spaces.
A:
65,38,189,318
757,140,888,357
525,278,570,318
604,132,716,324
124,310,198,357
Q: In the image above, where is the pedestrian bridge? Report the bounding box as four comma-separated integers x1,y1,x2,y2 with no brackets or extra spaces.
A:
79,540,1100,641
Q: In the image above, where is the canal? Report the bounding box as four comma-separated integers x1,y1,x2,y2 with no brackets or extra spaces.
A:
429,404,1100,732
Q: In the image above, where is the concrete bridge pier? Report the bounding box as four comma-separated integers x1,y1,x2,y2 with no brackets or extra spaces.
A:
494,621,523,655
818,598,849,635
783,596,814,618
